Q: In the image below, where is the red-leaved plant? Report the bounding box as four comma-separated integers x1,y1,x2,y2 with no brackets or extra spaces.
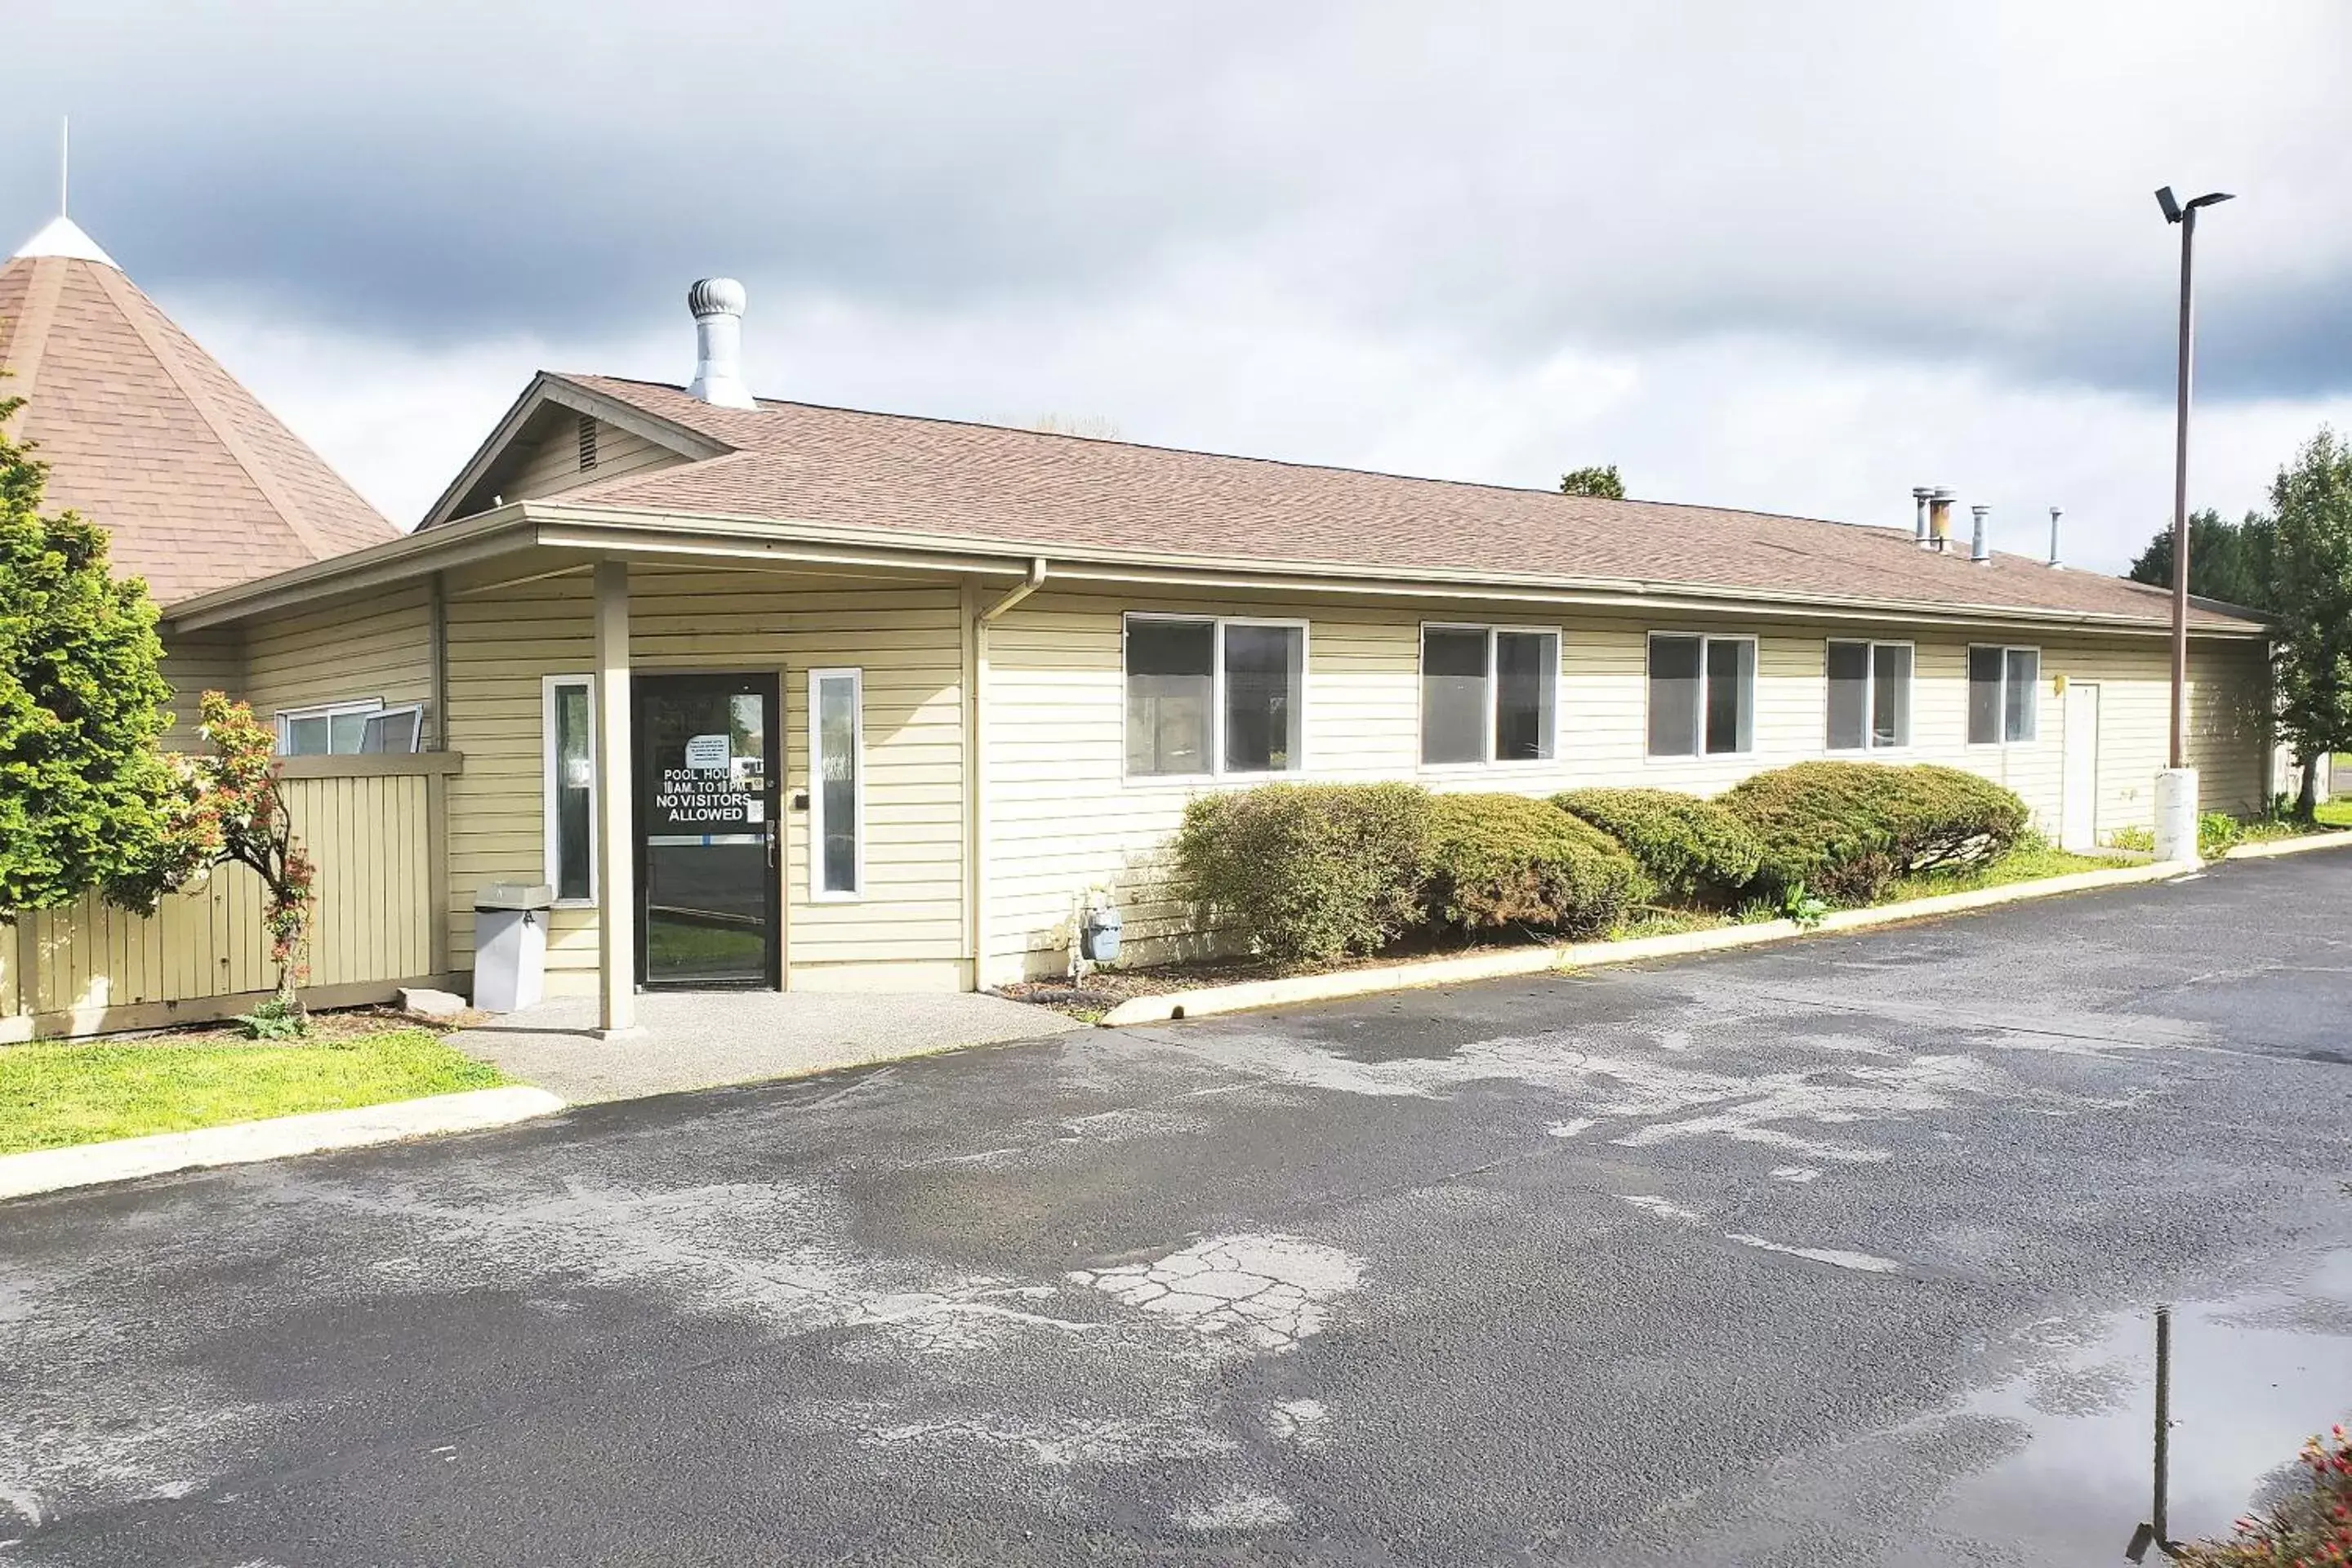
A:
2178,1426,2352,1567
146,693,318,1027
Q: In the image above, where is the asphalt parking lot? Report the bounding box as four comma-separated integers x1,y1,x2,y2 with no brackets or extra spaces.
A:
4,853,2350,1566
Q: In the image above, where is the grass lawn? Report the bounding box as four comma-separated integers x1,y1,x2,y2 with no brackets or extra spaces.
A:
0,1026,506,1156
2316,799,2352,830
1879,838,2111,902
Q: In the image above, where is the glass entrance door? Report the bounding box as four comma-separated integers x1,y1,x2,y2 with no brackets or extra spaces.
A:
634,673,781,989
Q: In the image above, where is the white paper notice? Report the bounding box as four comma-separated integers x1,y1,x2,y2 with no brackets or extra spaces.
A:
684,733,730,772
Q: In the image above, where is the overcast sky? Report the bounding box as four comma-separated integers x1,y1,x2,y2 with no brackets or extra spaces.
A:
9,1,2350,571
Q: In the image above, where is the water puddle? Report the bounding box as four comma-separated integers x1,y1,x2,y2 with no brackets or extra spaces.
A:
1931,1252,2352,1561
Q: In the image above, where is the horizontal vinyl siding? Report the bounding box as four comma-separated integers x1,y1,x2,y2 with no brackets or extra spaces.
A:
242,583,434,722
982,589,2271,978
506,416,685,504
2185,638,2272,814
442,568,966,982
157,630,242,751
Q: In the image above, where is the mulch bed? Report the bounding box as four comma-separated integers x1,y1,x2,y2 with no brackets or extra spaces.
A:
90,1003,472,1049
992,933,1557,1019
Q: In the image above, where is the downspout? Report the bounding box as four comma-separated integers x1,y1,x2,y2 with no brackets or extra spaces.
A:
982,556,1049,625
968,558,1047,990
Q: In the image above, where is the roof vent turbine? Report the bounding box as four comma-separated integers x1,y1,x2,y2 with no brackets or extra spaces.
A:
686,278,756,409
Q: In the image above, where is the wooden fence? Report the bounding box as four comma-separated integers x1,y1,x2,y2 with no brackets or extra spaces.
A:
0,754,458,1041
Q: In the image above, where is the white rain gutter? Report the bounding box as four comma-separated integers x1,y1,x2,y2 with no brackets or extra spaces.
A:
981,556,1049,621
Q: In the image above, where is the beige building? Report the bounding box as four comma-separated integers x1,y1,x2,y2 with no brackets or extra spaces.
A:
8,225,2263,1040
138,280,2274,1031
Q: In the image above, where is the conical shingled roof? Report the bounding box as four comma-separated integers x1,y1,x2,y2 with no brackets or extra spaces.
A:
0,218,397,604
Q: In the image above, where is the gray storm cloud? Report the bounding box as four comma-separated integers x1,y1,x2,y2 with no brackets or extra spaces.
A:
7,0,2347,399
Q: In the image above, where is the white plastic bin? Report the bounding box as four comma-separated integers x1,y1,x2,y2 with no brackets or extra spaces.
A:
472,882,554,1013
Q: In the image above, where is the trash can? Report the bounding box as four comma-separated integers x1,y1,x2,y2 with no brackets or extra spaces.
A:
473,882,553,1013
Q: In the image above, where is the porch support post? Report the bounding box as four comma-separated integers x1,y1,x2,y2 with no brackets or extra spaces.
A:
593,559,639,1037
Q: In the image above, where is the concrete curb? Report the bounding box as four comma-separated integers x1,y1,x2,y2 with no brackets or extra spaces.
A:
1098,858,2199,1027
2224,830,2352,861
0,1085,568,1203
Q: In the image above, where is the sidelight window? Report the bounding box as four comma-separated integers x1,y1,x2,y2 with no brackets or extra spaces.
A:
809,669,864,899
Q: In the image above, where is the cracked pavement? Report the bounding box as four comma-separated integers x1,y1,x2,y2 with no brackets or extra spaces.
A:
2,854,2351,1565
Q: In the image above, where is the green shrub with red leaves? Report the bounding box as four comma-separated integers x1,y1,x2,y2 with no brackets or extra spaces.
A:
136,692,318,1018
2177,1426,2352,1567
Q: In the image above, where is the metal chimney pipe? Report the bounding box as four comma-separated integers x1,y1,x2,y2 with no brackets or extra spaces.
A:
1912,487,1934,544
1927,489,1955,552
1971,504,1991,564
2047,506,2063,568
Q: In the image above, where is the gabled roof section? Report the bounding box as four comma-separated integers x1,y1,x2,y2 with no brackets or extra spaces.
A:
496,373,2264,634
419,372,728,528
0,225,399,604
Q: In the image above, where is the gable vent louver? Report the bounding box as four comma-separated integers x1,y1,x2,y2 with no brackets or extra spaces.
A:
577,413,599,471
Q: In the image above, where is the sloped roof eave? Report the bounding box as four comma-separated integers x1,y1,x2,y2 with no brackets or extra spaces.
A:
416,372,732,529
521,498,2270,637
164,495,2269,639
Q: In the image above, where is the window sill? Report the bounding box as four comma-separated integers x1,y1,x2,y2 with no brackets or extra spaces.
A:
1121,769,1307,788
1418,758,1560,774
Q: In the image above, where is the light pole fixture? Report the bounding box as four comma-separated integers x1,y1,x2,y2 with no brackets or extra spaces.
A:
2156,185,2234,771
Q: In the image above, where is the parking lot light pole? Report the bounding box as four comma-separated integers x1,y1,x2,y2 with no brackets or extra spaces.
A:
2153,185,2233,862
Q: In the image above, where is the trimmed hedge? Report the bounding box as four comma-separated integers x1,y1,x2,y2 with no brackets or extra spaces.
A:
1425,793,1649,938
1720,761,2028,903
1172,782,1434,964
1551,787,1765,904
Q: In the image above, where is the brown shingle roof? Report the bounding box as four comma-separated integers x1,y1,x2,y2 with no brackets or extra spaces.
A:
535,374,2256,632
0,228,397,604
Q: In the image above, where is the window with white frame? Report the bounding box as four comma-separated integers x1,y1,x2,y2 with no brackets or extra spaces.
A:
809,668,864,899
275,698,422,756
1419,625,1559,765
1825,640,1913,752
1123,615,1306,777
541,675,596,905
1647,633,1754,757
1967,645,2041,744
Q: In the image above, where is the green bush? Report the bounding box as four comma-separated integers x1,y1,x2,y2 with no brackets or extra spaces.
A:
1552,787,1766,903
2198,810,2243,858
1721,761,2028,904
1425,793,1649,938
1172,782,1434,964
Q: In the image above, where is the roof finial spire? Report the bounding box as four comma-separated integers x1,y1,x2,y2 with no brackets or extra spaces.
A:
13,120,118,268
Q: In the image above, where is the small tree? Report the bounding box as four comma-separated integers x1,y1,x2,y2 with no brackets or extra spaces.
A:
2261,428,2352,819
0,394,177,915
136,693,318,1023
1560,465,1625,500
